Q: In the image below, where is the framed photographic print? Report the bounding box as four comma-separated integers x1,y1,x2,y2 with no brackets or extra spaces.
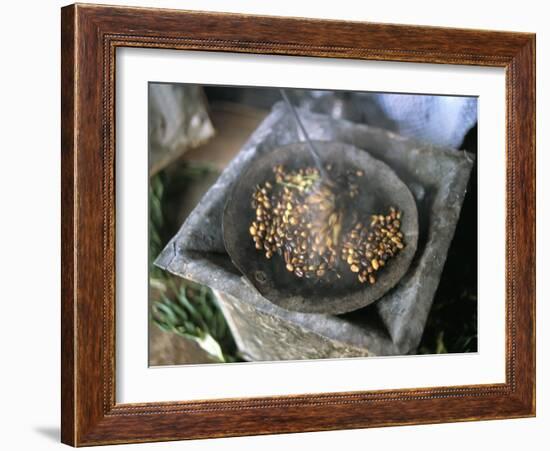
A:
61,3,536,446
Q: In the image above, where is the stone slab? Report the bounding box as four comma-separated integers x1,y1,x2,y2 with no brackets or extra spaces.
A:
155,102,474,357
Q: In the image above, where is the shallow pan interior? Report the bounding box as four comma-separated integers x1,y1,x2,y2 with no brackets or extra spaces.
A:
223,141,418,314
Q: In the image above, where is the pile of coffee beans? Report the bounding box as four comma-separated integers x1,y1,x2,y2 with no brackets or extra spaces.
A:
249,165,406,285
340,207,405,285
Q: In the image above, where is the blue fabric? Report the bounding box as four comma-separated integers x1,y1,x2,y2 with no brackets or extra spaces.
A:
373,94,477,149
305,91,478,149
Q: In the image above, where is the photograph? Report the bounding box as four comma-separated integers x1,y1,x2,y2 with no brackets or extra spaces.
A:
148,84,478,365
53,1,537,446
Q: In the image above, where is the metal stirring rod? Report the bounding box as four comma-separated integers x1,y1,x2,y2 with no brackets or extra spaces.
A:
279,89,330,181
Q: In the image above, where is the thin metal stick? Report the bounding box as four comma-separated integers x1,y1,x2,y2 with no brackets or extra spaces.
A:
280,89,328,179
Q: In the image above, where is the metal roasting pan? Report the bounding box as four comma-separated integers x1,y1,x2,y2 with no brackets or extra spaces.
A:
222,141,418,314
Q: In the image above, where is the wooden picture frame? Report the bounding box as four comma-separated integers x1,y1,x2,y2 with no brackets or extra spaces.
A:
61,3,535,446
